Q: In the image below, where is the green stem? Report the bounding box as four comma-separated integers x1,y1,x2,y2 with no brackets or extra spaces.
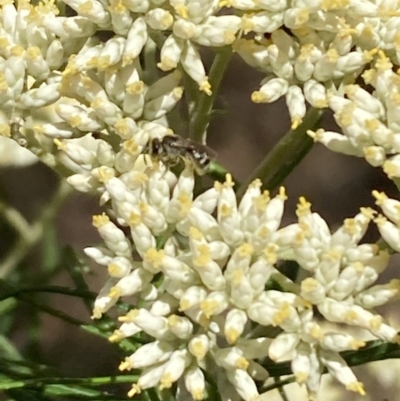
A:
0,375,140,390
263,339,400,378
0,179,72,278
16,294,85,326
191,46,233,143
0,284,96,302
236,107,324,199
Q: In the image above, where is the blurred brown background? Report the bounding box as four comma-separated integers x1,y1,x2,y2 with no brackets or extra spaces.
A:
2,54,399,400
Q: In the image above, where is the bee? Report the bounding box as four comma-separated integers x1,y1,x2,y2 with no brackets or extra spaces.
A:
145,135,216,175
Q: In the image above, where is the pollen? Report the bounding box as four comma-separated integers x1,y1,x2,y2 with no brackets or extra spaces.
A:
321,0,350,11
365,118,380,132
119,309,139,322
167,314,180,327
69,115,82,128
108,0,125,13
199,78,212,96
194,244,211,267
253,191,270,212
123,138,139,154
278,186,287,200
263,244,278,264
369,316,382,330
78,0,94,14
189,339,207,360
351,339,366,350
375,50,392,71
92,213,110,228
343,217,357,235
189,226,203,240
108,286,122,299
26,46,41,59
232,269,244,286
10,44,24,56
344,310,358,323
383,160,398,178
178,192,192,214
235,356,249,370
251,90,267,103
224,173,235,188
238,242,254,257
128,384,141,397
223,173,234,188
108,263,121,276
294,371,308,384
346,381,365,395
173,3,188,19
53,138,65,150
220,203,233,217
272,303,290,326
200,299,218,318
159,373,173,389
108,330,122,343
309,323,323,340
296,197,311,217
127,81,144,95
144,248,164,268
97,166,115,183
114,118,131,139
91,97,104,109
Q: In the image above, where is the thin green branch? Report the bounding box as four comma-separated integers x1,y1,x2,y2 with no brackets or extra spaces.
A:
0,284,96,302
17,294,86,327
259,377,295,394
263,339,400,378
0,375,140,390
0,179,72,278
191,46,233,143
237,107,324,199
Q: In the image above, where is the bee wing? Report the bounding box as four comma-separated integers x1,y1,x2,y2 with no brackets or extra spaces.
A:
186,140,218,160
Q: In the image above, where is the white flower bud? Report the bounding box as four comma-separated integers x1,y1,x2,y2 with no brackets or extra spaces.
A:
145,8,173,30
123,17,148,66
184,366,206,401
226,369,260,401
20,83,61,109
252,77,289,103
109,3,133,35
241,11,283,34
320,333,365,352
286,85,306,129
64,0,110,27
181,41,211,94
85,246,114,265
111,268,153,297
158,35,184,71
45,40,64,69
159,349,191,390
188,334,210,361
122,341,175,369
225,309,248,344
193,16,241,47
123,308,169,339
167,314,193,339
92,278,119,318
180,286,207,311
93,213,132,256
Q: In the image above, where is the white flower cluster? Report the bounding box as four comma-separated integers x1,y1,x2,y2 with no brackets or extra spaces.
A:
309,52,400,179
85,171,398,400
232,0,400,129
2,1,400,400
